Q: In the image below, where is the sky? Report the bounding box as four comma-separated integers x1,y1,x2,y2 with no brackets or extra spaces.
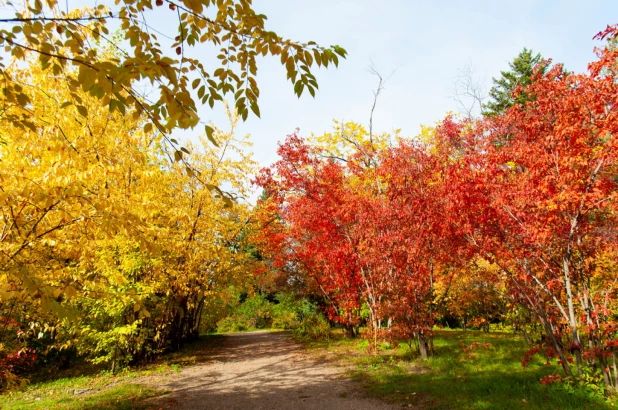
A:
6,1,615,198
176,0,617,175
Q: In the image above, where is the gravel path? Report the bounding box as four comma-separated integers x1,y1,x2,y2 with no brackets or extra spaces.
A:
146,330,400,410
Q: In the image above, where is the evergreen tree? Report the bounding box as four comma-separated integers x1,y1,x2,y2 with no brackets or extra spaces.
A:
482,48,547,117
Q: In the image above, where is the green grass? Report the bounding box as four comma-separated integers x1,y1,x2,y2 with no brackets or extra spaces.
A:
0,331,249,409
0,332,233,410
304,329,617,410
0,362,182,409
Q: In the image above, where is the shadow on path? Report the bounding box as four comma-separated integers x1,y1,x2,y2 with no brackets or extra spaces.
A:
143,331,404,410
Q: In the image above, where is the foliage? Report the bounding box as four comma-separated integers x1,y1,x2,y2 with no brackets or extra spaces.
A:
0,6,346,385
255,26,618,394
435,258,507,332
482,48,549,117
215,292,331,340
0,50,263,386
293,312,331,341
217,294,272,332
0,0,346,151
444,35,618,383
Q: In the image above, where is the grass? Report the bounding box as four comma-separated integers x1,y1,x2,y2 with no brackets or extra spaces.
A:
0,380,159,410
303,329,617,410
0,354,187,409
0,331,250,409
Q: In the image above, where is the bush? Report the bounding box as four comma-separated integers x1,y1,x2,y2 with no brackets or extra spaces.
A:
215,292,332,340
234,295,273,329
271,310,299,329
216,316,248,333
293,312,331,340
216,294,273,332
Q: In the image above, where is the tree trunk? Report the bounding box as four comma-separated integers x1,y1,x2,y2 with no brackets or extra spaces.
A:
418,331,429,360
563,255,583,375
542,316,573,377
612,350,618,392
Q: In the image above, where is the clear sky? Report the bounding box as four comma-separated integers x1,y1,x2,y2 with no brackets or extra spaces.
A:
55,1,618,196
180,0,617,172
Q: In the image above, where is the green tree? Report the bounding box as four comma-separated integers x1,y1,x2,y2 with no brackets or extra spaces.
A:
482,48,547,117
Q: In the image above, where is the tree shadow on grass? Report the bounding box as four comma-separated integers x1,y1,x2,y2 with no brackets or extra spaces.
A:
361,360,613,410
302,330,615,410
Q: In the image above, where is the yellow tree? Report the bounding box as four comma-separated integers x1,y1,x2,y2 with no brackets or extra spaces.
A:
0,53,163,378
0,49,260,376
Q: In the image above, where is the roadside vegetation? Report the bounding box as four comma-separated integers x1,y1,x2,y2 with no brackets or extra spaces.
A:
304,330,616,410
0,366,171,410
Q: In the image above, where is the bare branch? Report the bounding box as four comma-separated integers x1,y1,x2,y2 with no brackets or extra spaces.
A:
450,60,487,118
367,61,396,146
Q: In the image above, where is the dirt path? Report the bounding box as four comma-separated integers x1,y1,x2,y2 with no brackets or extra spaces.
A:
145,331,400,410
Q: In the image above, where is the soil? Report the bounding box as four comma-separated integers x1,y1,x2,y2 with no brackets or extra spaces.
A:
143,330,401,410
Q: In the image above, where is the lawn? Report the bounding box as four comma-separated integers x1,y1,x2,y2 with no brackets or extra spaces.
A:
304,329,616,410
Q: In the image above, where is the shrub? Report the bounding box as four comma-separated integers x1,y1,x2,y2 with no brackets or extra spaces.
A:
294,312,331,341
216,316,248,333
234,295,273,329
215,292,332,340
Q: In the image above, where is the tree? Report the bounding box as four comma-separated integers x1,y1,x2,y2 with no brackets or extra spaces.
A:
0,0,346,157
482,48,547,117
256,122,465,357
0,54,262,381
447,41,618,384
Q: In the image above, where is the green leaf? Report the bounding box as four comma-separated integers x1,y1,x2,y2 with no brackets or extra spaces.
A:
250,102,261,118
205,125,219,147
